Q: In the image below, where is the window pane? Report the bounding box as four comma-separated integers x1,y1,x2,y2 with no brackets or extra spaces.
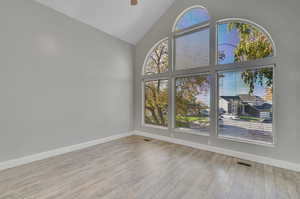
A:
175,29,210,70
144,80,168,127
175,7,210,31
144,40,168,75
218,67,273,143
217,22,274,65
176,75,210,133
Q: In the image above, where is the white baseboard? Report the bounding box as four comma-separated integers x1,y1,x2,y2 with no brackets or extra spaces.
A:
0,132,133,171
2,130,299,173
133,130,300,172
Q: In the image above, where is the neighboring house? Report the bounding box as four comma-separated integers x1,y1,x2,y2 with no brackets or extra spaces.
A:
220,95,272,119
245,103,273,118
219,96,240,114
238,94,265,106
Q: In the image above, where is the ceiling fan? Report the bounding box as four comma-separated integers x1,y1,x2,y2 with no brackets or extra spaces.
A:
131,0,139,6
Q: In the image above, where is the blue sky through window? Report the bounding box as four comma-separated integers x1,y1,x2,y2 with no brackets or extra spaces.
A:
219,70,272,103
217,23,239,64
175,8,210,30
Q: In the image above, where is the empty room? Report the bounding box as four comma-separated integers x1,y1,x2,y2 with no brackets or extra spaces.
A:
0,0,300,198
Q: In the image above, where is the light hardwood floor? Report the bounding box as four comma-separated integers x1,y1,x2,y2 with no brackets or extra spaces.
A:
0,135,299,199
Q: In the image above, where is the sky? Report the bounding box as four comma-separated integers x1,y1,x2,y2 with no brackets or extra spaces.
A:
218,71,270,100
175,8,210,70
176,29,209,69
175,8,210,30
217,23,240,65
194,71,271,106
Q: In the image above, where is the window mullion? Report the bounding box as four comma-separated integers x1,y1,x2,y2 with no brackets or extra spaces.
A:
141,74,169,81
209,18,218,138
215,57,276,72
174,23,210,38
172,66,211,77
168,32,174,133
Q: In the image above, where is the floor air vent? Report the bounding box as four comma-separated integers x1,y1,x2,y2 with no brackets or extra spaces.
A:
237,161,252,167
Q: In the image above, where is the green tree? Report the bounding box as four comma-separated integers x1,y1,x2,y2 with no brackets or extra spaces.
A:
228,22,274,94
144,80,168,126
175,76,210,127
144,39,211,126
144,40,169,126
176,76,209,116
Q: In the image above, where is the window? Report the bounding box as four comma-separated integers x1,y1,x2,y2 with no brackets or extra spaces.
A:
142,8,276,145
144,80,168,127
174,6,210,71
144,39,169,75
174,6,210,31
217,21,274,65
175,74,210,133
216,19,275,144
175,28,210,70
143,38,169,128
218,67,273,143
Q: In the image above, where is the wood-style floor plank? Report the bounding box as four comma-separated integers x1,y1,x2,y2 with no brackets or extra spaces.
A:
0,135,299,199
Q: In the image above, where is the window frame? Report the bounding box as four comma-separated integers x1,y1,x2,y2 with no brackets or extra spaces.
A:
172,5,210,33
173,72,212,137
216,64,277,146
142,77,170,130
142,38,169,76
216,18,276,66
174,26,211,71
140,7,277,147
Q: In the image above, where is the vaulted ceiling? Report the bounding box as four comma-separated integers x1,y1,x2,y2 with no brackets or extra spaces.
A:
35,0,176,44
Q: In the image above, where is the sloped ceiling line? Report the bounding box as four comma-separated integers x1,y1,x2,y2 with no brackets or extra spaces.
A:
34,0,176,44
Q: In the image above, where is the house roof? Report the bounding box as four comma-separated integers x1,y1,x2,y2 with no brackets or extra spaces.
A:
220,96,240,102
34,0,176,44
238,94,264,103
253,103,272,112
221,95,272,111
221,94,264,103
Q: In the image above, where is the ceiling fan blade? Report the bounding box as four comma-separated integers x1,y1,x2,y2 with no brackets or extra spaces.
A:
131,0,138,6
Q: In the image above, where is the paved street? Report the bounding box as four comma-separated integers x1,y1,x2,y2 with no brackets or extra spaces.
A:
182,118,273,143
220,118,273,143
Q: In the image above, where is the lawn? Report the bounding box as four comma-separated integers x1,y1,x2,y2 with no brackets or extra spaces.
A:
239,115,261,122
176,115,209,128
176,115,209,122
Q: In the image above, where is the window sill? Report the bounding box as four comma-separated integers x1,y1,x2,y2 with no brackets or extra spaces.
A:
217,135,275,148
173,128,210,137
142,124,169,131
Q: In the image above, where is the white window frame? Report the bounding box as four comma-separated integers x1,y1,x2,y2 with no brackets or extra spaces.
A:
141,6,277,147
216,65,276,147
173,72,212,137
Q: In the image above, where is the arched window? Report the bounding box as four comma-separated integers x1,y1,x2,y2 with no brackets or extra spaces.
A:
141,7,276,146
216,19,275,144
173,6,210,31
142,38,169,127
173,6,211,71
217,19,275,64
143,39,169,75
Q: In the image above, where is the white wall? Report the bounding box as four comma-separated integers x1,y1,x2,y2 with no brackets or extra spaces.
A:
134,0,300,164
0,0,134,162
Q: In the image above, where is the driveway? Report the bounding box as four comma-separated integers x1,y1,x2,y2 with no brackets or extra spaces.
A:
219,118,273,143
